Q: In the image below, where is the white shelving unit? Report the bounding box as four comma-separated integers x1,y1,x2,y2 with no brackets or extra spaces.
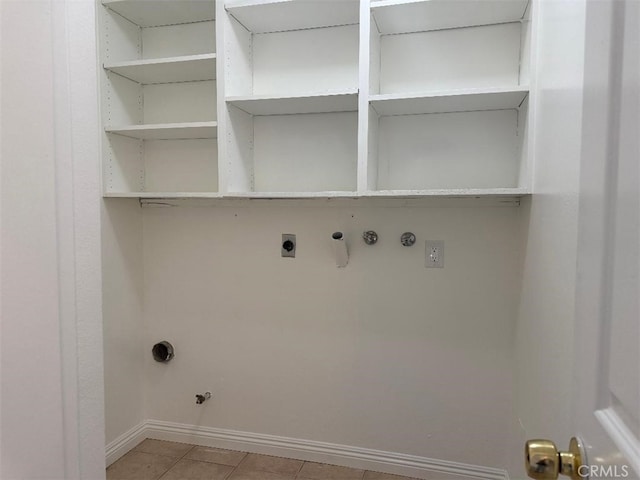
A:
365,0,533,194
97,0,537,199
220,0,361,194
99,0,218,196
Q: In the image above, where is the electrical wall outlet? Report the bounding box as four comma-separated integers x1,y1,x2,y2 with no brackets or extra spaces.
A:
281,234,296,258
425,240,444,268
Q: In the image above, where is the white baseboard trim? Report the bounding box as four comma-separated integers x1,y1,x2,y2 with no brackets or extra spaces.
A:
105,422,147,467
142,419,508,480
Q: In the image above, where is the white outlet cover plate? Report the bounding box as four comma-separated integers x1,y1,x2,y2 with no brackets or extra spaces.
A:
425,240,444,268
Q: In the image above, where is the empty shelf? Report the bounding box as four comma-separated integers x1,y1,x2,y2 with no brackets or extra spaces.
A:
106,121,218,140
370,87,529,116
102,0,215,27
226,0,359,33
104,54,216,84
224,191,360,199
104,189,529,199
371,0,529,35
363,188,530,197
227,91,359,115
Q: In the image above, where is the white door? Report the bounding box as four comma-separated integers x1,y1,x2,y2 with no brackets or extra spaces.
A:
527,0,640,478
574,0,640,477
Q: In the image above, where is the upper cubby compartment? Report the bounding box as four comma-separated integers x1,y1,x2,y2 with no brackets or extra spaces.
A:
103,0,215,28
101,0,216,64
225,0,359,34
370,0,528,35
99,0,219,196
370,0,531,96
223,0,359,107
365,0,534,195
221,0,360,194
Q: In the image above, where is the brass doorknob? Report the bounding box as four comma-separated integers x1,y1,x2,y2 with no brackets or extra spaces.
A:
525,437,584,480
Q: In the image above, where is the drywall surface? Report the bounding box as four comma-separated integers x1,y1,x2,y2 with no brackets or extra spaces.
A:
509,0,586,477
102,200,145,445
142,204,521,468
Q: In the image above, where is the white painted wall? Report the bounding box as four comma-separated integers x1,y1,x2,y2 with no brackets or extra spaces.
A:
508,0,586,477
102,200,145,446
141,203,522,468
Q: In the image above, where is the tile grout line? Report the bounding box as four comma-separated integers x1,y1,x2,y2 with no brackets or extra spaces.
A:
225,449,247,480
293,459,306,479
153,442,197,480
225,450,248,480
233,451,304,479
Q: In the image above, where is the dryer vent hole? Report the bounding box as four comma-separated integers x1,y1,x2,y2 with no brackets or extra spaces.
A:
152,341,174,363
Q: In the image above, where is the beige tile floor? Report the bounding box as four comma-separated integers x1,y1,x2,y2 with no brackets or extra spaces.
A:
107,439,465,480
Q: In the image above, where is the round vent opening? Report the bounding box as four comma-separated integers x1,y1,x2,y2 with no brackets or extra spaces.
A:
152,341,174,363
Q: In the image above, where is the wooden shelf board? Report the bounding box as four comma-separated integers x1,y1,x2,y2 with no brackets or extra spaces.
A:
226,0,359,33
226,91,359,115
104,54,216,84
106,121,218,140
371,0,529,35
102,0,215,27
370,87,529,116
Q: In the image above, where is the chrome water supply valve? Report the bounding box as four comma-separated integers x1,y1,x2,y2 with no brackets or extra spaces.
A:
401,232,416,247
363,231,378,245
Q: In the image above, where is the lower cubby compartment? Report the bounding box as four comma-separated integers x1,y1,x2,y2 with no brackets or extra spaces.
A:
105,135,218,194
369,103,528,191
226,107,358,193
